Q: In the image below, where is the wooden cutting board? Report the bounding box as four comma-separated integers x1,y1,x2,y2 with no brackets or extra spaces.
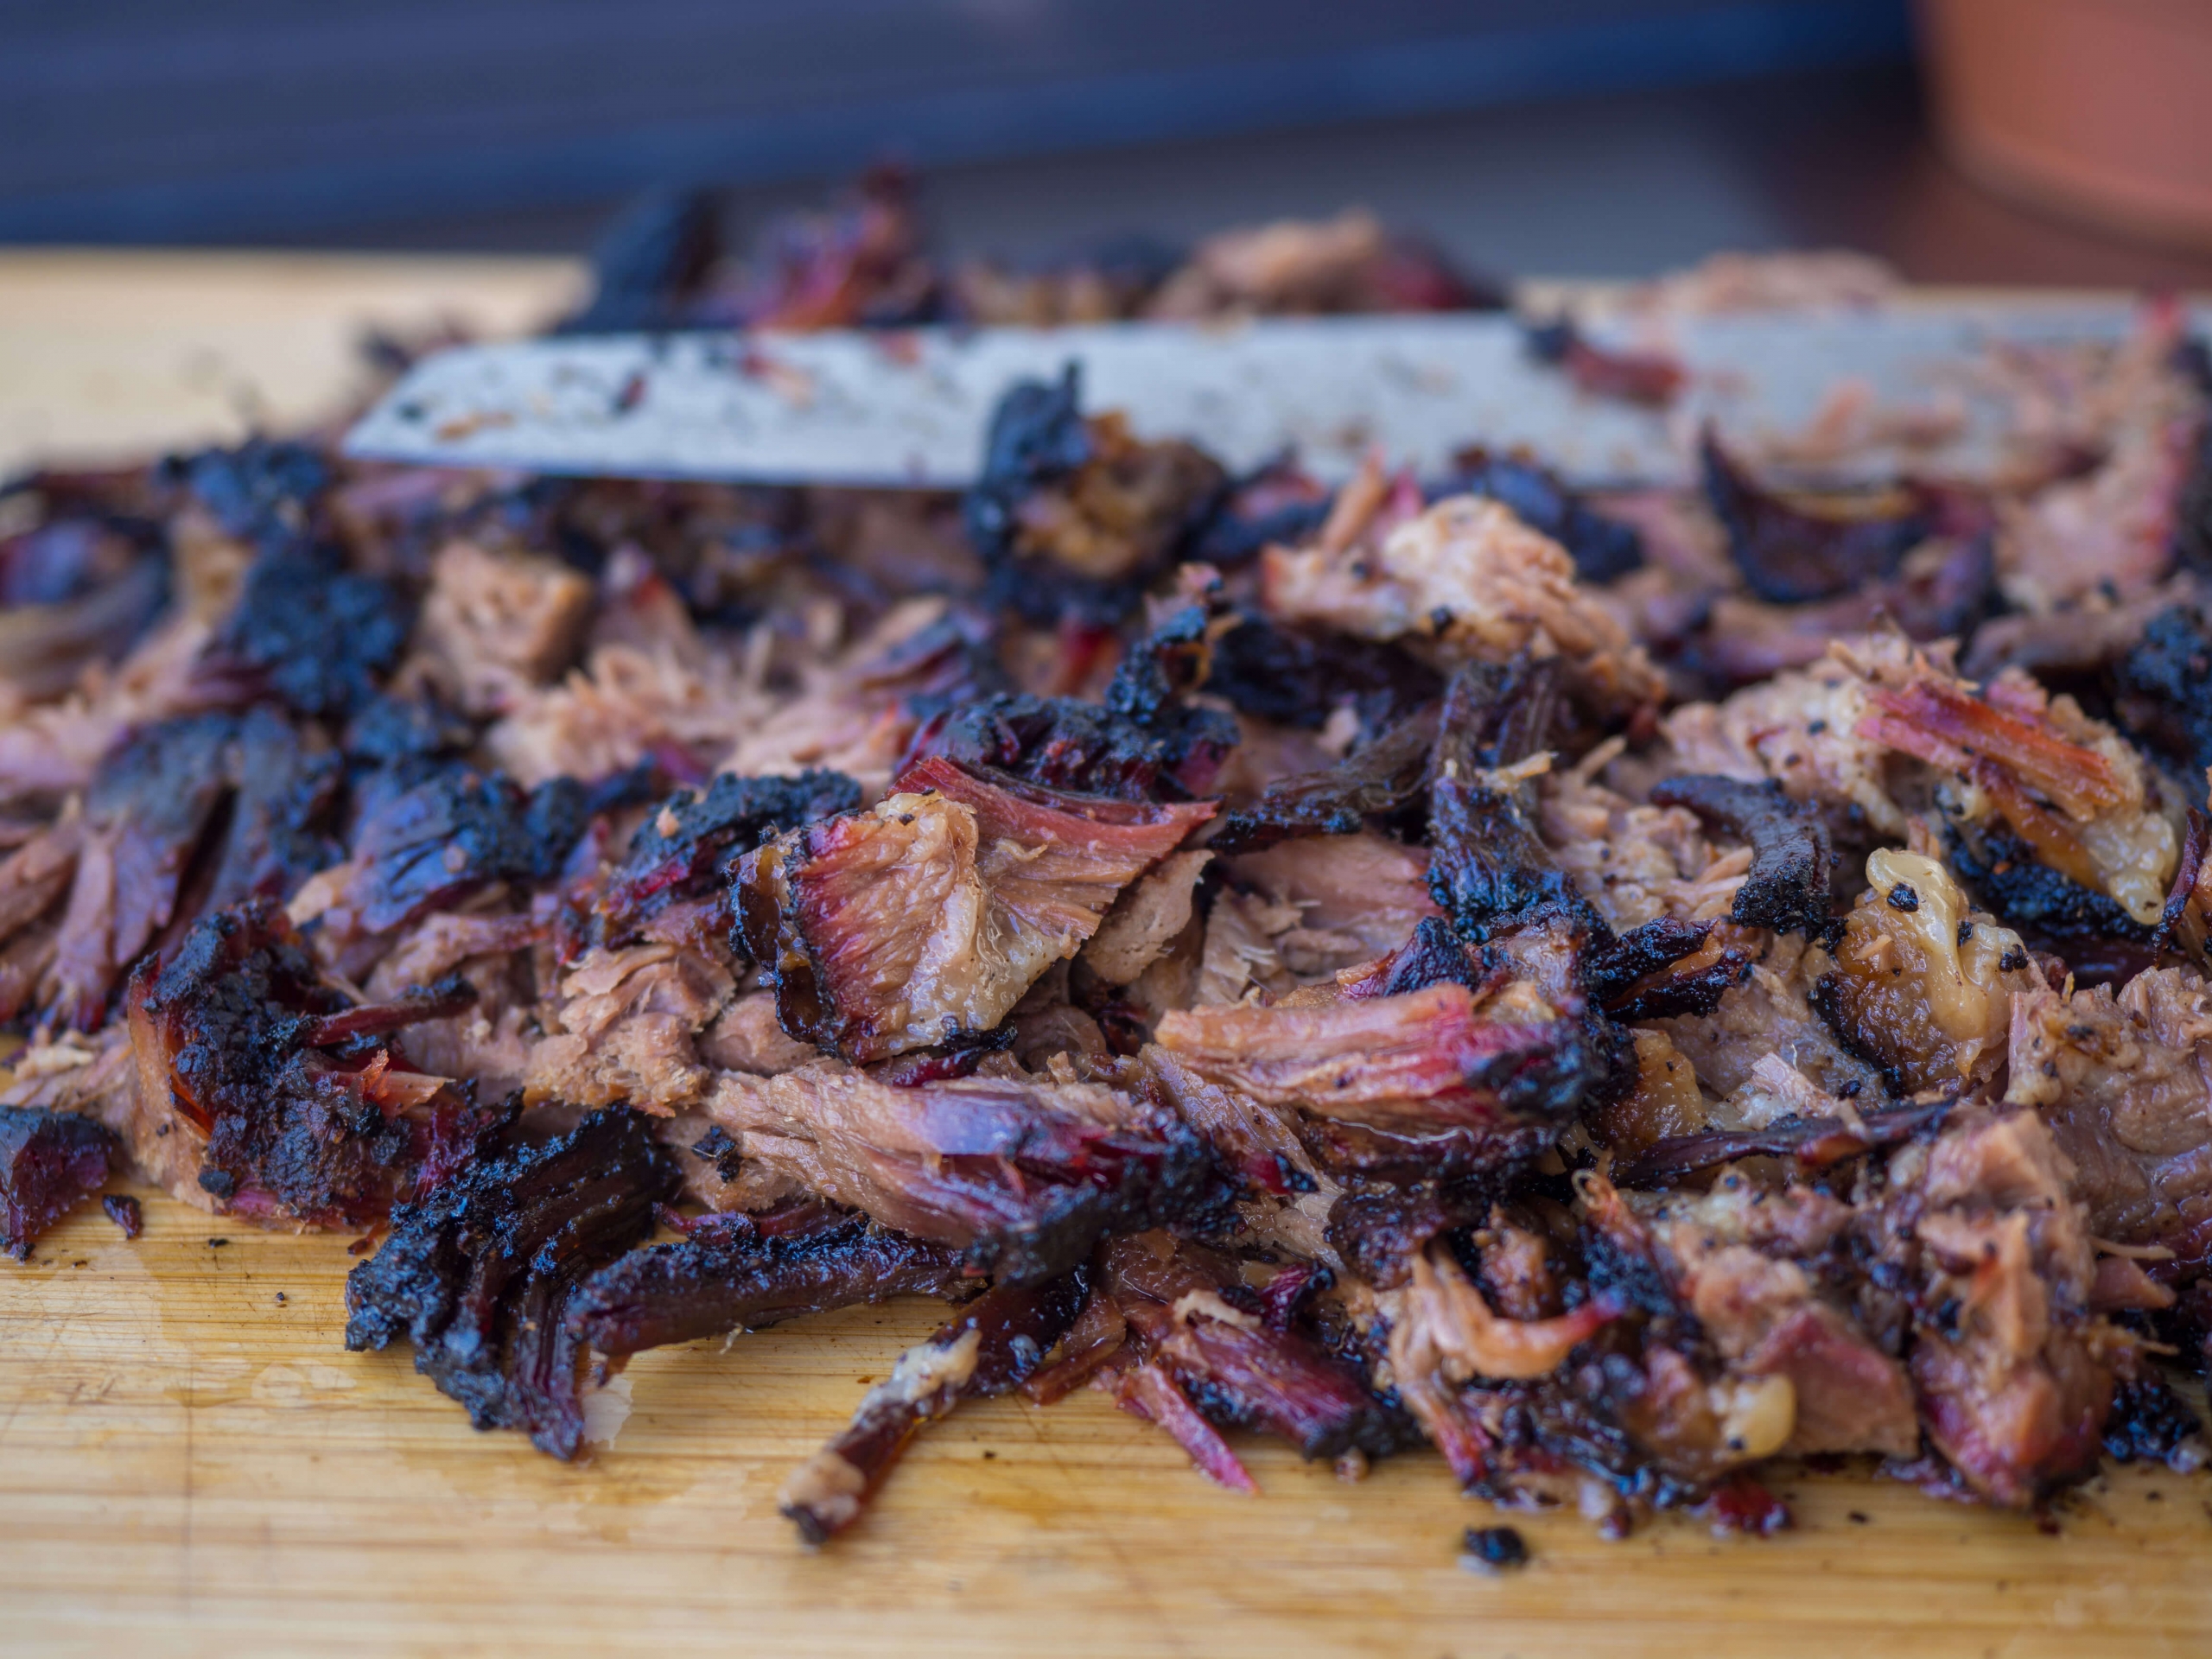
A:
2,255,2209,1658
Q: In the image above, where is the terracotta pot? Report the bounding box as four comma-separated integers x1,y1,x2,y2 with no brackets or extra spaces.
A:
1918,0,2212,249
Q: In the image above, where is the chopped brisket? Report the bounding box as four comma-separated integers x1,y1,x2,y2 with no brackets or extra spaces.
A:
908,601,1235,802
310,767,595,942
707,1061,1217,1284
1648,774,1833,937
1099,1232,1413,1462
172,438,329,550
2005,967,2212,1269
345,1108,681,1459
1155,981,1611,1141
1700,430,1929,603
205,705,344,909
780,1270,1088,1542
1203,614,1442,732
589,767,858,946
1211,704,1438,852
1426,658,1601,938
1611,1096,1951,1189
1258,470,1665,717
736,757,1211,1063
124,899,480,1227
0,1105,117,1258
1445,450,1646,584
41,715,231,1029
1881,1110,2124,1505
569,1211,969,1357
218,541,410,718
964,365,1227,625
2115,601,2212,778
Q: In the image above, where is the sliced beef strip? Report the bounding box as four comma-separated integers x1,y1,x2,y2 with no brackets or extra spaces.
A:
706,1060,1217,1285
569,1208,970,1357
345,1107,682,1459
0,1106,117,1259
1099,1231,1414,1464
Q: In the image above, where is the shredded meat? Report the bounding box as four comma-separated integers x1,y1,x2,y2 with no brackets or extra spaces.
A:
1260,473,1665,716
11,198,2212,1541
737,757,1210,1062
705,1060,1213,1283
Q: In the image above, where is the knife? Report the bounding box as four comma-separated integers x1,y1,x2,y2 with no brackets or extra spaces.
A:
342,300,2193,490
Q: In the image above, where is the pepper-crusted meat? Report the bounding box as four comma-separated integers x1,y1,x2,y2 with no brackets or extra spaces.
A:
569,1209,969,1357
124,899,480,1227
345,1108,682,1459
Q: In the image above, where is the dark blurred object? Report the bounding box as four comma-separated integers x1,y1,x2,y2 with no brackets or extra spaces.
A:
558,175,1502,335
1919,0,2212,251
0,1,1910,245
556,189,721,334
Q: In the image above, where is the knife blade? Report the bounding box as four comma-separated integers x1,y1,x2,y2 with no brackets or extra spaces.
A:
342,300,2190,490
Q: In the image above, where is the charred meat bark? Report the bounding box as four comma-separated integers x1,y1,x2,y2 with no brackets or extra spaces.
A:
1700,430,1929,603
43,713,239,1029
2115,601,2212,779
587,768,858,945
1211,704,1439,852
219,540,410,718
1647,774,1834,937
964,365,1228,625
125,899,480,1227
0,1106,117,1258
1202,614,1442,734
1425,658,1599,938
907,607,1234,803
345,1108,682,1459
302,767,598,944
569,1209,969,1357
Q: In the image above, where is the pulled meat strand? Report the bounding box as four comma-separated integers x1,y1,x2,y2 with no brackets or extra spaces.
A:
1611,1096,1953,1189
779,1270,1088,1542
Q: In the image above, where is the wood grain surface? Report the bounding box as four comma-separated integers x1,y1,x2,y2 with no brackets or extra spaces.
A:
1,254,2209,1657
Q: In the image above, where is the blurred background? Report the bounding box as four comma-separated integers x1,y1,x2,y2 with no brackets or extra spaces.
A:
7,0,2212,286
